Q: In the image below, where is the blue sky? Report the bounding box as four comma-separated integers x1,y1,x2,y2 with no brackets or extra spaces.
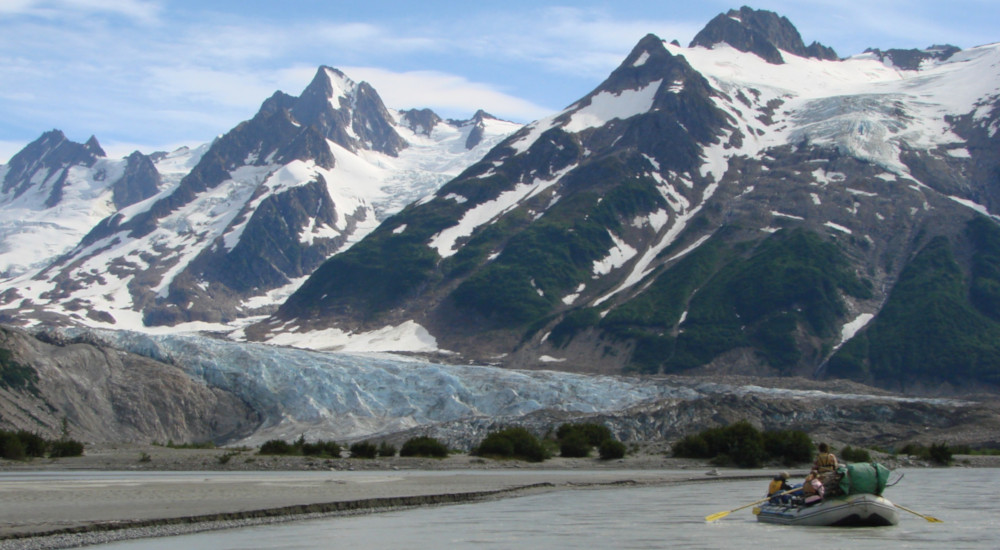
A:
2,0,998,163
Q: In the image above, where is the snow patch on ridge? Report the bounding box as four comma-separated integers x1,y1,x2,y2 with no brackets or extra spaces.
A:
563,80,663,134
428,165,574,258
592,231,637,276
267,320,441,353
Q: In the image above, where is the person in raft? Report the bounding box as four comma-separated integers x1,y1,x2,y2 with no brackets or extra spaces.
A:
813,442,838,474
801,471,825,504
767,471,793,504
811,442,840,497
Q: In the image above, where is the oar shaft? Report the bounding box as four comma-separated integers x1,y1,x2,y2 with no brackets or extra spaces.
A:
705,487,800,522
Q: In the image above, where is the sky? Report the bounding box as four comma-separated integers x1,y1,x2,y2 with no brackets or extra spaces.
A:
1,0,998,163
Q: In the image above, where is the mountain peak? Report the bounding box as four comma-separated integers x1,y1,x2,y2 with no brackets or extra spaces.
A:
84,135,106,157
689,6,838,64
2,130,106,202
289,66,406,156
589,32,678,96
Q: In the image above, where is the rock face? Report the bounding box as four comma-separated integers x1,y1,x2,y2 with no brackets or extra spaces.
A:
0,325,259,444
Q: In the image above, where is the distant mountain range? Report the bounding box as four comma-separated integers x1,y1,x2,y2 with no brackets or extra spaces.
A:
0,67,520,328
4,7,1000,394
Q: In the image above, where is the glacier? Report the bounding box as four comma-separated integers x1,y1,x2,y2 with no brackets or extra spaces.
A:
49,328,963,447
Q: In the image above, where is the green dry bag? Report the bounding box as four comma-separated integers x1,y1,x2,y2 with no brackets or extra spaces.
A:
838,462,891,495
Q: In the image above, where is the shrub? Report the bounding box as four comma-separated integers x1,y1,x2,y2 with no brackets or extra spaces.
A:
0,429,84,460
672,421,804,468
671,434,710,458
399,436,449,458
840,445,872,463
474,432,515,458
898,442,952,465
559,431,592,458
556,423,613,447
49,439,84,458
0,431,26,461
377,441,397,457
259,439,294,455
16,430,48,458
928,443,953,466
474,427,549,462
762,429,813,465
217,451,239,465
301,440,341,458
599,439,627,460
349,441,378,459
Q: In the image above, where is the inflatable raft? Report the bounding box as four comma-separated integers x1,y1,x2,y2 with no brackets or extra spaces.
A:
756,493,900,526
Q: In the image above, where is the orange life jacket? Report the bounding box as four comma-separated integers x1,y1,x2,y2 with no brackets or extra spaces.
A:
814,452,837,473
767,479,786,496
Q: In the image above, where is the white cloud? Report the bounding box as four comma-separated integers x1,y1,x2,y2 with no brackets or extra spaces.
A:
452,7,704,79
0,0,161,23
341,67,554,122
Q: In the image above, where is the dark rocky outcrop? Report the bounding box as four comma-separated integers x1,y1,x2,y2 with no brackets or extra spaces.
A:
399,108,443,136
112,151,161,210
690,6,838,63
865,45,961,70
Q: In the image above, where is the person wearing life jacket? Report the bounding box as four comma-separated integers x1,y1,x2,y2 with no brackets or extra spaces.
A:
767,471,792,504
811,442,841,498
813,442,838,474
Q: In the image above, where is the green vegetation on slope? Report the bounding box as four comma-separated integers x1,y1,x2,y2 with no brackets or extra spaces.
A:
452,174,667,328
593,228,871,374
828,220,1000,389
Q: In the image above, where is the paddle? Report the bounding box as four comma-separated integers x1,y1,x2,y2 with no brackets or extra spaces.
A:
894,502,943,523
705,488,800,522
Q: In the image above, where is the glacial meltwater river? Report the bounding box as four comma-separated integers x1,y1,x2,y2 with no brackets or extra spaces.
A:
81,468,999,550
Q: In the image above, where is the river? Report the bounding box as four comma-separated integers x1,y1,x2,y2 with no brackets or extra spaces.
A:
85,468,997,550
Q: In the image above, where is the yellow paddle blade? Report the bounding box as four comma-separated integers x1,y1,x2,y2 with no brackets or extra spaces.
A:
705,510,731,522
752,506,762,515
895,503,943,523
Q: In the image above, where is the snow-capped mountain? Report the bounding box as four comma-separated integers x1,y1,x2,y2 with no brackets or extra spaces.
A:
0,131,163,279
0,67,520,329
254,8,1000,393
